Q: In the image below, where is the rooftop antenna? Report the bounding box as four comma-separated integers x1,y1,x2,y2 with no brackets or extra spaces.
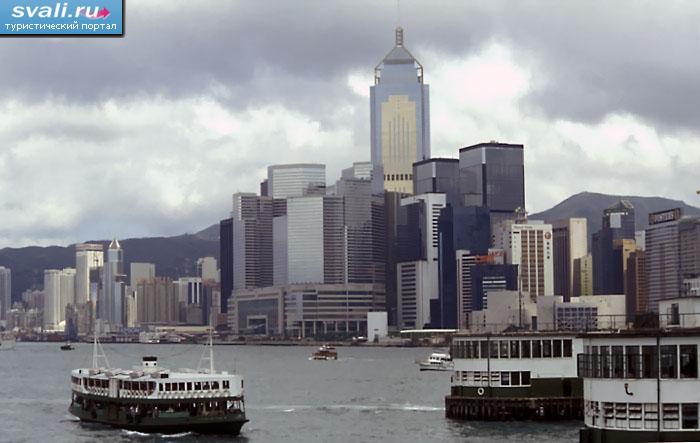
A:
397,0,401,27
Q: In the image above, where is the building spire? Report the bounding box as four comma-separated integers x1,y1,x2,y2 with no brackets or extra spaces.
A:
395,26,404,46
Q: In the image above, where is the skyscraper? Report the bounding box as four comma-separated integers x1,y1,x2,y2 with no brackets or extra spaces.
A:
458,142,525,229
413,158,460,207
493,220,554,298
371,27,430,194
197,257,218,282
552,218,588,301
0,267,11,322
267,164,326,199
101,239,125,327
43,269,61,330
75,243,103,304
130,262,155,287
592,200,636,294
646,208,683,312
232,193,273,290
219,217,233,312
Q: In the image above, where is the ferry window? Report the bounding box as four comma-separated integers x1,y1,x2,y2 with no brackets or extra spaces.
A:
532,340,542,358
629,403,642,429
212,381,219,390
603,402,615,427
500,372,510,386
149,382,155,392
510,341,520,358
600,346,611,378
166,383,171,392
615,403,627,428
223,380,229,389
203,382,210,390
490,341,499,358
563,339,572,357
179,383,185,391
471,341,480,359
480,341,489,359
499,341,509,358
521,340,531,358
187,382,192,391
462,341,470,359
626,346,641,378
612,346,624,378
644,403,658,429
642,346,658,378
682,403,699,429
542,340,552,358
663,403,680,429
553,340,562,358
510,371,520,386
680,345,698,378
159,384,163,392
661,345,678,379
195,382,202,390
521,371,530,385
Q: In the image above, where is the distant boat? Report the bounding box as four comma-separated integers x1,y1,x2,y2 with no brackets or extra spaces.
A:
61,343,75,351
310,345,338,361
416,352,453,371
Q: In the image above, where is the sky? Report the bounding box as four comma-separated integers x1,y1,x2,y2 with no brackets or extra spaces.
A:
1,0,700,247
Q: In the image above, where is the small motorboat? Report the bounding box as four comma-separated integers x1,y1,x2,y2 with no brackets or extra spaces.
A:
310,344,338,361
416,352,453,371
60,343,75,351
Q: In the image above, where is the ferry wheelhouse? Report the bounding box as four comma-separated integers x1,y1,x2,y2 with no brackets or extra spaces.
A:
69,339,247,435
446,332,583,420
578,328,700,443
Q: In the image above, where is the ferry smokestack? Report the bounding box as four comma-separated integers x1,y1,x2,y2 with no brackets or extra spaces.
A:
142,356,158,368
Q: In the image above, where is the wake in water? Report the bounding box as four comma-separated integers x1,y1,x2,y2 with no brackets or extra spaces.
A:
251,403,444,413
122,429,193,438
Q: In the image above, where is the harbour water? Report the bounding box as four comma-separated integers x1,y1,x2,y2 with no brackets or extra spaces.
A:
0,343,579,442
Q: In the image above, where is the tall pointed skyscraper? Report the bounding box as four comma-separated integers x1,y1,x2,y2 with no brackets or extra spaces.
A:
371,27,430,194
100,239,126,328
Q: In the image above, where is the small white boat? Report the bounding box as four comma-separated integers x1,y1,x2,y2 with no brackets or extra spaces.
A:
0,333,16,351
417,352,453,371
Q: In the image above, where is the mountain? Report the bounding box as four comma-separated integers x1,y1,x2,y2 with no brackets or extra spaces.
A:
530,191,700,235
0,234,218,301
194,223,220,241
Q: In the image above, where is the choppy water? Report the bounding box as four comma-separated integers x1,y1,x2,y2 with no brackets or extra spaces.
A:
0,343,580,442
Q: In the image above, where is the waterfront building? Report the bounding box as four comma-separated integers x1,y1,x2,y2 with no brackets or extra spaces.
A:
383,191,410,325
267,163,326,199
197,257,218,282
219,217,233,312
682,278,700,297
75,243,103,305
60,267,76,311
0,266,10,322
272,214,288,286
397,260,435,329
232,193,273,290
177,277,203,305
100,239,125,327
201,281,221,326
370,27,430,194
413,158,460,207
458,142,525,229
493,220,554,298
21,289,43,311
367,311,388,342
645,208,683,312
130,262,155,287
552,218,588,302
124,287,138,328
341,161,372,181
592,200,636,295
228,286,285,335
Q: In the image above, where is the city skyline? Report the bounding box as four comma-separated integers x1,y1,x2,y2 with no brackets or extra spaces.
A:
1,1,700,248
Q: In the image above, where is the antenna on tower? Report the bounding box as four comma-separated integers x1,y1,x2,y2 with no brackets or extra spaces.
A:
397,0,401,27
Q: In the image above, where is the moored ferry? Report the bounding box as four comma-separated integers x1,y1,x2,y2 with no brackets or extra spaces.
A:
446,332,583,420
69,335,248,435
578,328,700,443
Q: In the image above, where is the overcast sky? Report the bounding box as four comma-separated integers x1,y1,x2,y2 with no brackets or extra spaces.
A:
1,0,699,247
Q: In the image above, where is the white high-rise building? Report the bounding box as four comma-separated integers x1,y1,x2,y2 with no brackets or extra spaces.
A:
267,164,326,199
0,266,10,321
494,220,554,298
75,243,103,304
43,268,74,330
196,257,218,282
60,268,76,311
552,218,588,300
